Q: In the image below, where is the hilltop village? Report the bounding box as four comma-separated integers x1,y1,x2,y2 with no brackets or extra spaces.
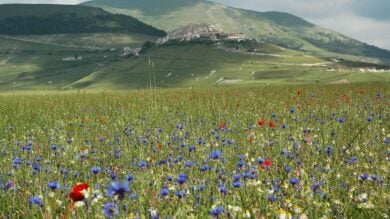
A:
157,23,247,44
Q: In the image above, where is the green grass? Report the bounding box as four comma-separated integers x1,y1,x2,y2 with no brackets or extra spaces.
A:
0,83,388,218
1,38,389,90
4,33,158,50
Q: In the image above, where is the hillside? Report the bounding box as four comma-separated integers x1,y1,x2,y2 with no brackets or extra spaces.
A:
83,0,390,61
0,4,166,36
0,37,388,90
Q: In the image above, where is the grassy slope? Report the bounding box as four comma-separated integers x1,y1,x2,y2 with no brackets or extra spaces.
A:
0,35,388,90
83,0,390,61
0,33,157,90
84,44,389,89
2,33,158,50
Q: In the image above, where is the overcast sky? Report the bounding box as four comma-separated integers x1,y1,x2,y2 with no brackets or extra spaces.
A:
1,0,389,50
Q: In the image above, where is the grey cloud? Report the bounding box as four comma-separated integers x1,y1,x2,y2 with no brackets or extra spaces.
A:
349,0,390,21
212,0,390,49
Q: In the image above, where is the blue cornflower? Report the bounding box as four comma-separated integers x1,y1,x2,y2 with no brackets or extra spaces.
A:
138,161,148,168
209,150,223,160
289,178,299,185
32,163,41,171
13,157,22,165
195,184,207,191
384,137,390,145
107,181,130,200
51,144,58,151
311,183,321,192
210,205,224,217
91,166,101,175
285,165,291,174
218,184,227,195
232,174,241,181
47,181,60,190
237,161,245,168
175,190,186,199
160,188,169,197
348,156,358,164
359,174,369,181
326,146,333,157
338,117,345,123
189,145,196,152
125,174,135,182
110,171,117,180
197,137,205,145
29,196,43,207
103,202,119,218
176,173,188,185
290,107,296,113
3,180,15,191
256,158,264,164
184,161,195,168
267,195,277,202
200,164,210,172
232,181,241,188
367,117,373,122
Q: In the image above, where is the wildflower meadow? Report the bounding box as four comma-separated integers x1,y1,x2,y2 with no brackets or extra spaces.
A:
0,83,389,218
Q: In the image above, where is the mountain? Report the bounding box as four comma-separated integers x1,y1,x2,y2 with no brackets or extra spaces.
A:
83,0,390,60
0,4,165,36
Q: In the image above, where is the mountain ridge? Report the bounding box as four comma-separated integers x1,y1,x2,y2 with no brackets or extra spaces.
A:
82,0,390,60
0,4,166,36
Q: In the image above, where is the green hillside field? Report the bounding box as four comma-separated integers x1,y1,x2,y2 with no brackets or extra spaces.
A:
0,36,388,91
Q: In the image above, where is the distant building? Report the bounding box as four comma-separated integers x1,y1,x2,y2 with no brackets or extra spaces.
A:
122,47,140,57
62,56,82,61
157,23,247,44
226,33,246,42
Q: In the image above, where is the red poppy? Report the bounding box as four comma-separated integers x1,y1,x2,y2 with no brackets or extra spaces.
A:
257,120,265,126
262,159,272,168
268,121,276,128
219,122,226,129
69,183,89,202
